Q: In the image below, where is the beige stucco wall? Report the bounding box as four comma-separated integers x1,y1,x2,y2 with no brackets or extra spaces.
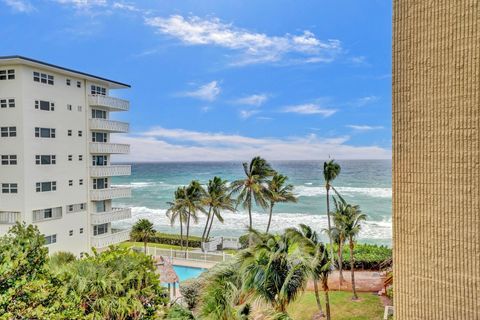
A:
393,1,479,319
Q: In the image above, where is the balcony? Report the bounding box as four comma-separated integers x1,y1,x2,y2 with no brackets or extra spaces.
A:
90,165,131,177
0,211,21,234
88,94,129,112
90,142,130,154
89,119,129,133
91,229,130,248
91,207,132,224
90,187,131,201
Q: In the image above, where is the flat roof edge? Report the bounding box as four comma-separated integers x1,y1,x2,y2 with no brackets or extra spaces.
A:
0,55,131,88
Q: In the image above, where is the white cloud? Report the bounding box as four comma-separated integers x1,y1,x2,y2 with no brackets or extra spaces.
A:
239,110,259,119
3,0,34,12
233,94,268,107
347,125,384,131
182,81,221,101
55,0,107,8
282,103,337,117
353,95,379,107
111,127,391,162
144,15,342,65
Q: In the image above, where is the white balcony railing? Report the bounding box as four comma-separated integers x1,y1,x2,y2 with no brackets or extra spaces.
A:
90,165,131,177
91,207,132,224
0,211,21,224
90,142,130,154
89,119,129,133
90,187,131,201
88,94,129,112
91,229,131,248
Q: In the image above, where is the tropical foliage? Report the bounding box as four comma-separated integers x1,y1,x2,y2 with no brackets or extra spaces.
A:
265,173,297,233
131,218,156,253
323,159,341,264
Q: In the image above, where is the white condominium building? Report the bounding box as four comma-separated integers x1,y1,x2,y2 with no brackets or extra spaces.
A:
0,56,132,256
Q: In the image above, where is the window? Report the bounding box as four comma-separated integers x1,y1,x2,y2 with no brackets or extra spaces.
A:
35,127,55,138
68,155,72,161
69,230,73,236
90,85,106,96
35,155,56,165
92,155,108,166
93,223,108,236
77,105,82,112
35,181,56,192
35,100,54,111
44,234,57,245
67,104,72,111
1,127,16,137
66,203,87,213
68,130,72,136
96,201,106,213
79,228,84,234
1,183,18,194
33,71,54,85
0,98,15,108
79,179,83,186
69,180,73,186
0,69,15,80
92,109,107,119
78,130,82,137
78,155,83,161
1,155,17,165
77,81,81,88
92,132,107,142
93,178,108,190
32,207,62,222
66,79,71,86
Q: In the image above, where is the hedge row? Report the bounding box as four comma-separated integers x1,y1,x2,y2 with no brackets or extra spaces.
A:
146,232,203,248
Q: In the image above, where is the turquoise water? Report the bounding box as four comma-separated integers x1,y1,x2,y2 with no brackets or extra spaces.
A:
173,265,205,282
112,160,392,246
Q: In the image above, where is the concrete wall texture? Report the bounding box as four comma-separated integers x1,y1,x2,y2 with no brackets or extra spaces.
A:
393,1,479,319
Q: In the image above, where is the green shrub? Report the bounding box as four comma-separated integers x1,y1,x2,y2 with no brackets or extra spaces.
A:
180,278,203,310
146,232,203,248
165,304,196,319
335,243,392,270
239,234,249,249
386,286,393,300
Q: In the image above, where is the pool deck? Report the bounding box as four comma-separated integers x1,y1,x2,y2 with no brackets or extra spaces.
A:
171,258,217,269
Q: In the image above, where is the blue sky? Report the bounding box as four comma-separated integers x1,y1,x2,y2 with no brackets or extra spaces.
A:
1,0,392,161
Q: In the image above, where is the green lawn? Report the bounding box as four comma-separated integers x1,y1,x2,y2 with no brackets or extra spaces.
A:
288,291,384,320
120,241,192,250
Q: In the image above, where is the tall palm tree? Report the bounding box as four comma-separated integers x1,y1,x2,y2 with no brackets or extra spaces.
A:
335,200,366,300
130,219,156,254
166,187,188,250
266,173,297,233
329,197,349,283
286,224,326,317
323,160,341,265
201,177,236,245
317,243,332,320
231,157,275,233
239,230,308,314
183,180,206,249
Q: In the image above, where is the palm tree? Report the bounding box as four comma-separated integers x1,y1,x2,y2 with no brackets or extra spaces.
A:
239,230,308,314
166,187,189,250
329,197,349,283
323,160,341,265
317,243,332,320
130,219,156,254
334,199,366,300
266,173,297,233
183,181,206,249
286,224,326,317
201,177,236,246
231,157,275,233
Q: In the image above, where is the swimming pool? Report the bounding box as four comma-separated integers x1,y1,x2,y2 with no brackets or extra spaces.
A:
173,265,205,282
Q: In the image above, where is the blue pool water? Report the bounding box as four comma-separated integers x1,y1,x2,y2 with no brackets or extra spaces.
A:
173,265,205,282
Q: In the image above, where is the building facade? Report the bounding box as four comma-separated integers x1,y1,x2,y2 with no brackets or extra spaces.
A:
393,1,479,319
0,56,132,256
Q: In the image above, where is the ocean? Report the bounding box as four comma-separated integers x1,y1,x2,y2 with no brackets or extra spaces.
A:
112,160,392,246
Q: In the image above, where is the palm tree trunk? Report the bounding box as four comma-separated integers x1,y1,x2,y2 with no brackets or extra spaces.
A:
144,240,147,254
186,210,191,250
248,196,253,246
205,211,215,241
350,237,358,300
313,279,324,316
339,240,344,283
201,207,212,250
179,217,184,250
323,280,331,320
266,202,274,233
326,185,335,266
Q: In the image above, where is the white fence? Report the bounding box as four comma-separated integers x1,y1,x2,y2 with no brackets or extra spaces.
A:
202,236,241,252
132,246,235,263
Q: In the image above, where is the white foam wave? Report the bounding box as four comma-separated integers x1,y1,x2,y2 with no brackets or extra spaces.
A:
294,186,392,198
112,206,392,241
